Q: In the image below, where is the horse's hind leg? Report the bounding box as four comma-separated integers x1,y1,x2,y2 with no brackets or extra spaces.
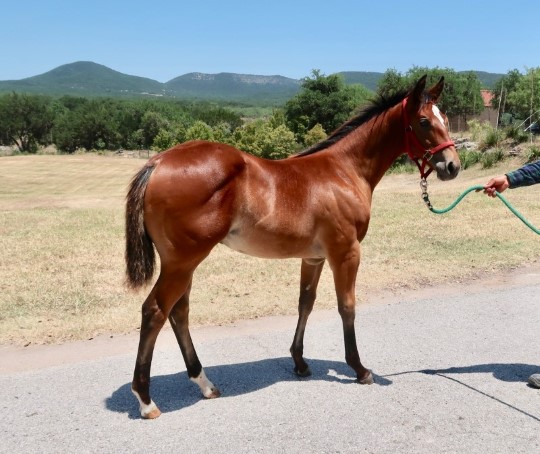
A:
131,265,193,419
168,279,220,399
290,259,325,376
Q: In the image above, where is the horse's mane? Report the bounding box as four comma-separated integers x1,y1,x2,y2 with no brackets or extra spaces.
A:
293,89,409,157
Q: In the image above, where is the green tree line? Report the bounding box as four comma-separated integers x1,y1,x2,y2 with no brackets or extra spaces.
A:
0,70,370,158
3,67,529,158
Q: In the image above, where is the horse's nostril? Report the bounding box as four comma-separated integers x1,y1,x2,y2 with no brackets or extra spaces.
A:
447,161,457,174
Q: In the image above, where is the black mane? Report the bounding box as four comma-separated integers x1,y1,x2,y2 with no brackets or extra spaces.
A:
293,89,409,157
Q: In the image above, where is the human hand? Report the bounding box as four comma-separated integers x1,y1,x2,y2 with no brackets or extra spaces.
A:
483,175,510,197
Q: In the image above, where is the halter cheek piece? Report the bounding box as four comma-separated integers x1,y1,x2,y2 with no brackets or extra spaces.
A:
402,98,455,180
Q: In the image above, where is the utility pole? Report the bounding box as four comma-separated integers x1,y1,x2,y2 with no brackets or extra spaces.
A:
531,71,534,143
496,82,504,130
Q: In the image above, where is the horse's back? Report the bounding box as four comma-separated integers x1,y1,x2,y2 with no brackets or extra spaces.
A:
148,140,246,192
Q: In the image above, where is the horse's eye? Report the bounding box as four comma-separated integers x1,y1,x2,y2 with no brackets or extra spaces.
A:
419,118,431,129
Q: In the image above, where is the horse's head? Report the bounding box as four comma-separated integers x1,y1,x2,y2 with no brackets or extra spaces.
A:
403,75,460,181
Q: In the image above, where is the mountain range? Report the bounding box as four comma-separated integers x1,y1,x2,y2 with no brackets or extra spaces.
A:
0,61,503,104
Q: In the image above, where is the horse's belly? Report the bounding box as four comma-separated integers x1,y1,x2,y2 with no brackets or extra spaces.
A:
220,227,321,260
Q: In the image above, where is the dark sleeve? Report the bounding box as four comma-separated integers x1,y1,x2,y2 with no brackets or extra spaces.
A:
506,160,540,188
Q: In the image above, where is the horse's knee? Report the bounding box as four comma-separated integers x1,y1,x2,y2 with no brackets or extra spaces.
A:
337,303,356,321
141,302,167,329
299,286,316,302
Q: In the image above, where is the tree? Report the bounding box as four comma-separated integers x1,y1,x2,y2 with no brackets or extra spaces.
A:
505,67,540,127
303,123,327,147
491,69,522,125
285,70,361,143
76,99,121,150
376,68,407,98
376,67,484,129
0,93,54,152
185,120,214,141
262,125,296,159
152,128,175,151
140,111,169,148
233,119,296,159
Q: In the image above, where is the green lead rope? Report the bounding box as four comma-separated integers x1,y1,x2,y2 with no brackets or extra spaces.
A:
420,181,540,235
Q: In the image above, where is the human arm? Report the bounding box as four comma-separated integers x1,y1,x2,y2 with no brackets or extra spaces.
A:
483,159,540,197
506,160,540,188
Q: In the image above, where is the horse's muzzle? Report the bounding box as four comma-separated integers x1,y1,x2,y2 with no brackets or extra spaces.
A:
435,157,461,181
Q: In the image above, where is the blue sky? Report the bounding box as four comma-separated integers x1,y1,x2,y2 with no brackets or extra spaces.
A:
2,1,539,82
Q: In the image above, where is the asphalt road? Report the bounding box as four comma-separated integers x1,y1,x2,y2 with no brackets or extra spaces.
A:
1,266,539,453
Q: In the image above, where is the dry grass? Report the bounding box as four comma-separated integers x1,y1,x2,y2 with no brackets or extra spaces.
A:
1,154,539,346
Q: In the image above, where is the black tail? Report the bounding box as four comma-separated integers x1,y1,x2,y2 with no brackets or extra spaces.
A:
125,163,156,289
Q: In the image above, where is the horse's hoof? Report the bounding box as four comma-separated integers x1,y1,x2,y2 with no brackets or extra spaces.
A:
358,371,374,385
204,387,221,399
294,366,312,377
132,388,161,419
142,407,162,419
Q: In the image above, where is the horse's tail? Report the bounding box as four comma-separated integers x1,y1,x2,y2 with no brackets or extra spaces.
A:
125,163,156,290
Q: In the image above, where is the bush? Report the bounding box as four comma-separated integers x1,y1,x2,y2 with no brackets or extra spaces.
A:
303,124,327,147
505,125,529,143
480,148,505,169
387,155,416,174
152,128,175,151
233,119,297,159
458,149,482,170
482,128,503,149
525,145,540,162
466,119,502,150
185,121,214,141
467,119,484,142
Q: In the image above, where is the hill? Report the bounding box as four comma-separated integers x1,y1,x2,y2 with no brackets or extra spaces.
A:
337,71,383,91
0,61,504,103
164,72,300,104
0,61,167,97
468,71,504,89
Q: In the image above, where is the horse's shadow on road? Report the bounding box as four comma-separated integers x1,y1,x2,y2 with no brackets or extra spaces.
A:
105,358,538,419
105,357,391,419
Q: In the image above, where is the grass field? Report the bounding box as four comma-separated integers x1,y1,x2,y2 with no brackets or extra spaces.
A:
1,154,539,346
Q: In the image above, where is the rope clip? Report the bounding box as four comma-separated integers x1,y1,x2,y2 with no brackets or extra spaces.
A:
419,178,433,210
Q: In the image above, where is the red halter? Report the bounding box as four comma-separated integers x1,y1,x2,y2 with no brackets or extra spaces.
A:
402,98,455,179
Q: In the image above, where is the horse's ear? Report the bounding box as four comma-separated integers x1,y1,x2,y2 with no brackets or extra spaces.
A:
427,76,445,103
409,75,428,109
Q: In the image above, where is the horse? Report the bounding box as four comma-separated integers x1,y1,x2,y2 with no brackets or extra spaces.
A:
125,75,460,419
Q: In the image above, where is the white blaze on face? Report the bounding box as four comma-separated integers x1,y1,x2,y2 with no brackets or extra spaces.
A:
432,105,446,129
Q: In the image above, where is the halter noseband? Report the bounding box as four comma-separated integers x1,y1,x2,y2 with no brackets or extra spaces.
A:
402,98,455,179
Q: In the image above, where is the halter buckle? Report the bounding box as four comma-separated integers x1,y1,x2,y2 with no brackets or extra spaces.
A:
423,150,434,161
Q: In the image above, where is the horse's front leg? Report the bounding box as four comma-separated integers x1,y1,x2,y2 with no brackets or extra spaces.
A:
329,243,373,384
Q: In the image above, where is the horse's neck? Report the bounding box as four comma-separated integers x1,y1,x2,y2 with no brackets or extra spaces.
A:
334,104,404,191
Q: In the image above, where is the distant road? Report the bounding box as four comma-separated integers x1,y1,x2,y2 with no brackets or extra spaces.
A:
1,265,539,453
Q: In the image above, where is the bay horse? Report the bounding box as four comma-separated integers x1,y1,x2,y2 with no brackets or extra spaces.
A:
125,75,460,419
